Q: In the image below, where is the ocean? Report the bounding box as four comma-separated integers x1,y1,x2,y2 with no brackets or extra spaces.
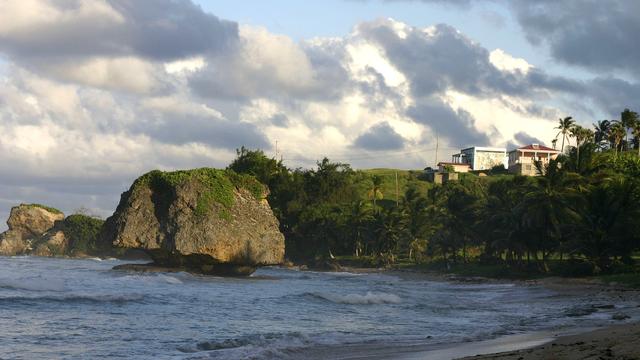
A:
0,256,636,359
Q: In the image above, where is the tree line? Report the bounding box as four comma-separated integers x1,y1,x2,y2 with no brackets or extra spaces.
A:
228,108,640,274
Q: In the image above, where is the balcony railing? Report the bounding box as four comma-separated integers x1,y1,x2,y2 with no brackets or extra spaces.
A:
510,157,551,165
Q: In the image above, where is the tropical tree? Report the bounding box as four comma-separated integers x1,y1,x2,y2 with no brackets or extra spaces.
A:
570,125,594,169
368,175,384,212
569,179,639,271
620,109,639,150
345,200,373,257
372,208,409,261
609,121,626,156
555,116,575,153
523,159,581,271
593,120,611,150
632,121,640,156
402,185,431,261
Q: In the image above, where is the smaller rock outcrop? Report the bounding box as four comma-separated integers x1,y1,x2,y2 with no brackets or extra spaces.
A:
0,204,118,258
103,168,285,275
0,204,64,255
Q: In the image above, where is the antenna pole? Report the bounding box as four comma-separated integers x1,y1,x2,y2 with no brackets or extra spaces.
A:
435,133,439,167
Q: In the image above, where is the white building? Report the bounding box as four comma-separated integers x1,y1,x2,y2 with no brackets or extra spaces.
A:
452,146,507,171
508,144,560,176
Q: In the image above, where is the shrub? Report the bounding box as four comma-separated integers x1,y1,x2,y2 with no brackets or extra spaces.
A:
23,203,63,215
62,214,105,254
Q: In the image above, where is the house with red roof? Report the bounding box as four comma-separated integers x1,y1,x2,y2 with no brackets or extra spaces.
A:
508,144,560,176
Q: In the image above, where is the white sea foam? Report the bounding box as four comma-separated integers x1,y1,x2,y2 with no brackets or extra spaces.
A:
158,274,183,284
311,291,401,305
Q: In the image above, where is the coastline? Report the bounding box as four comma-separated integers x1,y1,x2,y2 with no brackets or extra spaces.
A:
293,265,640,360
456,322,640,360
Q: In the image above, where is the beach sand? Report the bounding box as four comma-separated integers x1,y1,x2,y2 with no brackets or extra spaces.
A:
457,322,640,360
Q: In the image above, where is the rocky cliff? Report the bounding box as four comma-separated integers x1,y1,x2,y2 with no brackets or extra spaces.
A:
102,168,285,275
0,204,65,255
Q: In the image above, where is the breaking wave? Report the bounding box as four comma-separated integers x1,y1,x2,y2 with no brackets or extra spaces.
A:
176,331,350,360
308,291,401,304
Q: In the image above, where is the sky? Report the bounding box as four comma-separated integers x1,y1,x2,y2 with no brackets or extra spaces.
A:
0,0,639,227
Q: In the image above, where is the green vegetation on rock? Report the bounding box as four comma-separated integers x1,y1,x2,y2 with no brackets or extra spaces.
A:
23,203,63,215
132,168,265,219
61,214,105,254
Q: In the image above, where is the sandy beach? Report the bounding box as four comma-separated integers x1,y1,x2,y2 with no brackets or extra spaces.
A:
458,322,640,360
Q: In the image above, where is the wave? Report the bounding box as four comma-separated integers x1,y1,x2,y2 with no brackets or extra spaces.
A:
158,274,183,284
0,277,65,292
308,291,401,305
0,293,146,305
178,332,310,351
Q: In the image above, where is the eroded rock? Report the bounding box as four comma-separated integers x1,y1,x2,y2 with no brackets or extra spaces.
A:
0,204,64,256
102,168,285,275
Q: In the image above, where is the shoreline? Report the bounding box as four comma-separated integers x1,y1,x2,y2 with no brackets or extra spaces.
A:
456,322,640,360
290,265,640,360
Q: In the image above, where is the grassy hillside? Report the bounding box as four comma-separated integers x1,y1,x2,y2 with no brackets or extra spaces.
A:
358,168,431,205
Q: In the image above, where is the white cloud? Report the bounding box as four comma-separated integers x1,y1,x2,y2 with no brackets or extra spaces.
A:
489,48,532,74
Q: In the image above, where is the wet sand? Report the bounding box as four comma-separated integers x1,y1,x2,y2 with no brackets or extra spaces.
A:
457,322,640,360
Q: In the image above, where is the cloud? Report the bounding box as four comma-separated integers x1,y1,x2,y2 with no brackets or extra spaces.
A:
0,0,238,93
355,19,533,99
189,26,350,101
0,0,238,61
353,122,406,150
407,98,490,147
135,96,270,149
509,1,640,77
513,131,544,146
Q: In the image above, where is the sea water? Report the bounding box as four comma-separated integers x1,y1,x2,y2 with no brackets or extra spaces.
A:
0,256,637,359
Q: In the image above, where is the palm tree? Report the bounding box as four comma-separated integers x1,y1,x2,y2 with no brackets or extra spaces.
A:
524,159,581,271
570,125,594,169
402,186,430,261
620,109,639,150
570,179,638,271
593,120,611,150
551,138,558,150
368,175,384,212
555,116,575,153
633,122,640,156
346,200,373,257
609,121,626,157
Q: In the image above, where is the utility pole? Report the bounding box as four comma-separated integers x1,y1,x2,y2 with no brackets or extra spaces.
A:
435,133,439,167
275,140,279,160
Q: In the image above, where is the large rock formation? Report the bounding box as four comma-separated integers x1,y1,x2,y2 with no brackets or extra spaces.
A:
103,168,285,275
0,204,65,255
